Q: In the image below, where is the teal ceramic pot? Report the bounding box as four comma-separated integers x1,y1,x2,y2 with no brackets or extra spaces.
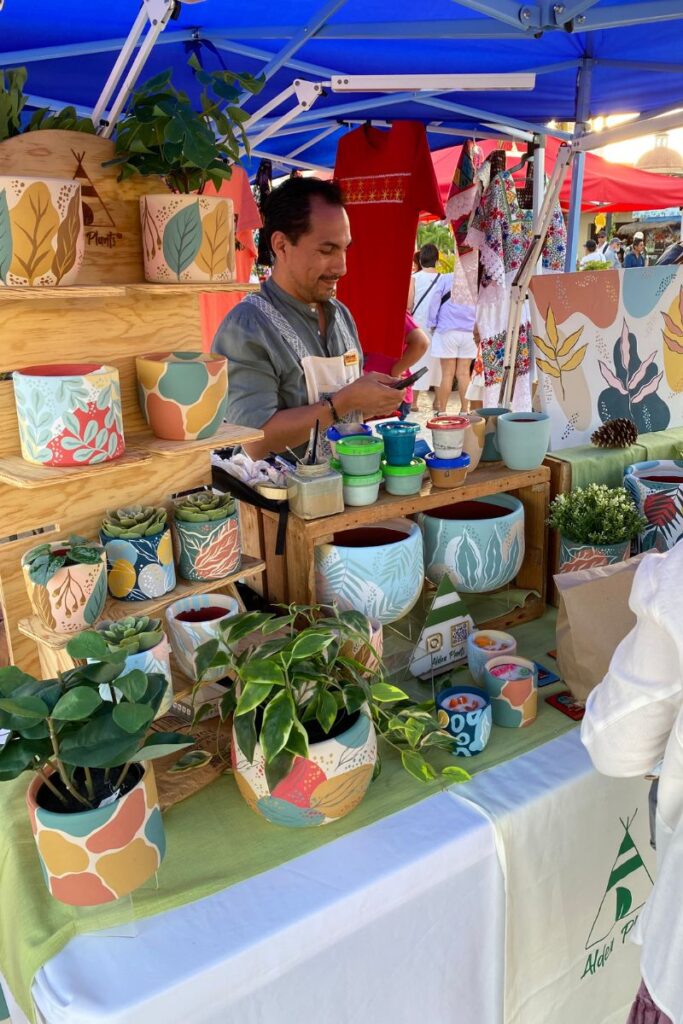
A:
418,495,525,593
100,527,176,602
466,630,517,684
497,412,551,471
172,509,241,581
624,460,683,553
165,594,239,682
483,655,538,728
479,407,509,461
342,470,383,506
435,686,492,757
559,536,630,573
315,518,424,625
381,458,426,496
335,436,384,475
375,421,420,465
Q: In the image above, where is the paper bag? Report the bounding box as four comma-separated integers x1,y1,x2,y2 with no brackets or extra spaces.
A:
554,554,647,702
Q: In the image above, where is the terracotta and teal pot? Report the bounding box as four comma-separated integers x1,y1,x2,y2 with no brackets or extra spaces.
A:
26,765,165,906
165,593,239,682
21,542,107,634
100,527,176,602
314,518,424,625
558,536,631,573
497,412,551,471
13,363,125,467
136,351,228,441
479,407,509,462
172,509,241,582
0,175,84,288
94,622,173,719
466,630,517,684
435,686,492,757
483,655,538,728
375,421,420,466
418,495,525,593
140,193,234,284
231,704,377,827
624,460,683,552
462,414,486,472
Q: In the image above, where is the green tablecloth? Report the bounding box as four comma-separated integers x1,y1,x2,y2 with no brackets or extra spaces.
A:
551,427,683,490
0,609,573,1019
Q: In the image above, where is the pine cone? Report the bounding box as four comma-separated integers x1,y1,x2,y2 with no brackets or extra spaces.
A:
591,418,638,449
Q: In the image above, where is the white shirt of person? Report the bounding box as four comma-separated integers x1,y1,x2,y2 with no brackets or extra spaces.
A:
579,250,608,269
582,544,683,1023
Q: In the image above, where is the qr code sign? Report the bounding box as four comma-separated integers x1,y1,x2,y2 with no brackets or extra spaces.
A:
450,621,470,647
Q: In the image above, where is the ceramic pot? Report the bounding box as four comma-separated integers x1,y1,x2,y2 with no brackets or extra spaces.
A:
339,618,383,674
381,458,426,496
172,509,241,582
342,470,383,506
419,495,525,593
26,765,165,906
497,412,551,471
0,176,84,287
426,415,469,459
13,363,125,467
466,630,517,684
136,351,228,441
624,460,683,553
315,518,424,625
558,537,631,573
94,624,174,719
462,414,486,472
335,435,384,475
165,594,239,682
483,655,538,728
21,542,107,634
435,686,492,757
479,407,509,462
425,451,470,489
232,705,377,827
100,527,176,602
375,421,420,465
140,193,235,284
326,423,371,457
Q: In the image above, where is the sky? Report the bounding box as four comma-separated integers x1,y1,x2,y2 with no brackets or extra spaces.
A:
595,127,683,166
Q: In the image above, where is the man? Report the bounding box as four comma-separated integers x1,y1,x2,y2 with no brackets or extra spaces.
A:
579,238,606,269
213,177,399,459
597,231,621,269
625,237,646,268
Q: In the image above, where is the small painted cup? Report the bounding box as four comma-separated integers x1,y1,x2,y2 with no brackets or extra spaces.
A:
436,686,492,757
466,630,517,685
483,655,538,728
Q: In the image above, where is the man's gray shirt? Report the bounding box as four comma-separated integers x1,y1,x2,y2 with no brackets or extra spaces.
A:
213,277,362,431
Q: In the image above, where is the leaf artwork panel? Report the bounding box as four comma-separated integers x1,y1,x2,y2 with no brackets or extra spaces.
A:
163,202,202,280
0,189,11,284
9,182,60,284
51,190,81,284
195,201,230,279
532,304,586,400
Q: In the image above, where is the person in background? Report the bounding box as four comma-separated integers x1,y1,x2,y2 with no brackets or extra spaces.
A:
412,250,422,274
579,238,606,269
625,237,647,269
427,271,476,414
582,544,683,1024
604,236,623,268
596,228,610,258
364,312,429,418
408,243,442,412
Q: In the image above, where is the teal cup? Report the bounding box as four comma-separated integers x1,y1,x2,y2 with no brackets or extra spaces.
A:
497,412,551,471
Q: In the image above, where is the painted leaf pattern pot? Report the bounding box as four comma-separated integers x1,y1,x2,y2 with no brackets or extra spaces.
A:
100,528,176,602
314,518,424,625
624,460,683,553
419,496,525,593
558,537,630,573
26,766,165,907
140,194,235,284
231,706,377,827
165,594,240,682
172,511,241,582
21,543,107,634
13,363,125,467
136,351,228,441
0,176,84,287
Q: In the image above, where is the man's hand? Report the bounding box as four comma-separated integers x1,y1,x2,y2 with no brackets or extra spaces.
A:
335,372,401,419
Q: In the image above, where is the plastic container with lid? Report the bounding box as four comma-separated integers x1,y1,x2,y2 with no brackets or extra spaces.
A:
374,421,420,466
426,415,469,459
381,458,426,496
342,470,383,506
425,451,470,489
326,422,372,457
335,435,384,475
287,461,344,520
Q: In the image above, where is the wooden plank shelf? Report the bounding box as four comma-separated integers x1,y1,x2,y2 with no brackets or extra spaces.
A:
130,422,262,458
0,447,153,489
17,554,266,651
126,283,258,296
0,282,259,302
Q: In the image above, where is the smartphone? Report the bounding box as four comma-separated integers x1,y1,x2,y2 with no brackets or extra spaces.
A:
390,366,429,390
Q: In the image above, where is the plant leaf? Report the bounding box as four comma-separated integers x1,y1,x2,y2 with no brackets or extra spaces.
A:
560,343,588,373
233,707,257,763
112,702,155,734
260,690,294,763
557,325,584,358
631,370,663,404
66,629,111,661
52,686,102,721
400,750,437,783
114,669,148,703
169,749,212,772
0,188,11,283
442,765,471,783
316,690,338,734
127,734,195,762
371,682,410,703
235,681,274,716
545,305,558,348
628,350,657,391
598,360,628,395
661,311,683,339
0,696,49,719
51,190,81,283
536,357,561,379
532,334,556,361
9,181,60,284
195,200,229,279
162,201,202,280
664,332,683,355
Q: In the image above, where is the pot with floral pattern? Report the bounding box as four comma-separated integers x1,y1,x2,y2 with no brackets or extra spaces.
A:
100,506,175,602
172,492,240,581
0,175,84,288
165,594,240,682
140,194,235,284
12,363,124,467
21,538,107,634
624,460,683,552
136,351,228,441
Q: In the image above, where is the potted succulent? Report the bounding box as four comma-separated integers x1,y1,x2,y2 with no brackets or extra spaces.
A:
94,617,173,718
172,491,240,581
0,630,192,906
108,58,263,283
548,484,647,573
194,605,468,828
100,505,175,601
21,535,107,633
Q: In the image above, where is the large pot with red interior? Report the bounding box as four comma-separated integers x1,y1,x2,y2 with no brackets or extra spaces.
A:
624,460,683,553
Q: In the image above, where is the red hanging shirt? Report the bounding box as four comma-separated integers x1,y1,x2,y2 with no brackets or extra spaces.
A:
335,122,445,360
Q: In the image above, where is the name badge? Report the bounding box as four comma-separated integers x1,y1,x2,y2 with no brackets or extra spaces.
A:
343,351,359,366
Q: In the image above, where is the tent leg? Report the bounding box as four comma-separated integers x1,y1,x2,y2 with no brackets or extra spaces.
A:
564,58,593,270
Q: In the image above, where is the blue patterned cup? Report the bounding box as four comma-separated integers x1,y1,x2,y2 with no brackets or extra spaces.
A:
436,686,492,757
466,630,517,684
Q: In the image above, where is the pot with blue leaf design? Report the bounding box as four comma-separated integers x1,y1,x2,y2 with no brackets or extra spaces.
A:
418,496,525,593
140,194,235,284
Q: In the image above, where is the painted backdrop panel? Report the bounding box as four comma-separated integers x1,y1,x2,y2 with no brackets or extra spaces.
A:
529,265,683,450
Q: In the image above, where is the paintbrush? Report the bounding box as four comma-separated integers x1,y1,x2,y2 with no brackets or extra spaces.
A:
308,418,320,465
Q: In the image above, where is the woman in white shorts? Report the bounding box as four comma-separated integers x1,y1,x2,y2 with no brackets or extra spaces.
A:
427,271,477,414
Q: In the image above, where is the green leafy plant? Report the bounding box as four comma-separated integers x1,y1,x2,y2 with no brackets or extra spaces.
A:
108,57,263,194
0,66,95,143
174,492,235,523
96,617,164,655
101,505,167,539
579,260,611,272
194,604,469,789
548,484,647,546
0,630,191,810
24,535,103,587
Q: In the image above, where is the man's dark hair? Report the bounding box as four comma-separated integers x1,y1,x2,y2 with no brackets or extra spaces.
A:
262,176,345,254
419,243,439,268
585,238,597,252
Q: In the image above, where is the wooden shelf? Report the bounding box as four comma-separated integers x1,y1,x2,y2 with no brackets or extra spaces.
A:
0,282,259,303
126,283,258,296
0,447,153,489
130,421,263,457
17,554,266,651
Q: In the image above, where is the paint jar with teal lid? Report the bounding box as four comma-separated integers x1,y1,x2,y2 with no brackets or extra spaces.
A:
336,435,384,475
381,458,426,496
342,470,383,507
375,421,420,466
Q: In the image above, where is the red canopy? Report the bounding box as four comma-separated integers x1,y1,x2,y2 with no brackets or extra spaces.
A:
431,135,683,214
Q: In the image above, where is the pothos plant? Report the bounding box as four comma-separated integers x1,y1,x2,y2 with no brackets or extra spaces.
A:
194,605,469,789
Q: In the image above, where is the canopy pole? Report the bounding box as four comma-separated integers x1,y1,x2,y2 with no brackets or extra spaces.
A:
565,58,593,271
532,133,546,274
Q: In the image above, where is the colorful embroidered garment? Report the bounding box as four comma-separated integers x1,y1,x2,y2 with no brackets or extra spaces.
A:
445,140,484,306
